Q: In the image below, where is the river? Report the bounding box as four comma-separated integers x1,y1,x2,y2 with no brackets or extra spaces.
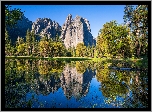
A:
5,59,148,108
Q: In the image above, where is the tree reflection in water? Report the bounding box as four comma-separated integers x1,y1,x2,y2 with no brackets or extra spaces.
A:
96,60,148,108
5,59,148,108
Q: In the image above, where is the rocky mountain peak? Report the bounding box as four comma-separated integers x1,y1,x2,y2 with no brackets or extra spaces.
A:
32,18,61,39
61,14,96,49
7,14,96,48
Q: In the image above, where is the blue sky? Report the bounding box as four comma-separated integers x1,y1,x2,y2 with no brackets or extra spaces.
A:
11,5,126,38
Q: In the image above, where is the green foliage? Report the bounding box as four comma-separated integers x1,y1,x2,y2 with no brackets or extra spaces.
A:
5,5,24,27
5,29,12,56
67,47,76,57
97,21,132,58
5,5,148,60
25,29,32,56
123,5,148,57
76,43,87,57
76,61,86,74
85,44,95,58
50,41,66,57
39,40,49,57
66,52,72,57
17,43,26,56
15,36,25,56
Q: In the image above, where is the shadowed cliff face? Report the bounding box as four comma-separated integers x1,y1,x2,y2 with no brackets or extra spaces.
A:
61,14,96,49
6,17,61,42
32,18,61,40
6,15,33,44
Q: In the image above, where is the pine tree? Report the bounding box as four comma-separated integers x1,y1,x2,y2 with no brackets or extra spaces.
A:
31,30,36,56
5,29,12,56
25,29,31,56
5,5,24,27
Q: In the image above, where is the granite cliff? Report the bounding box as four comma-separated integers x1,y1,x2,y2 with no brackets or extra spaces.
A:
61,14,96,49
6,14,96,48
32,18,61,40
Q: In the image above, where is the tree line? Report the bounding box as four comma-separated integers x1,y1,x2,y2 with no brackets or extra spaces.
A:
96,5,148,59
5,5,148,59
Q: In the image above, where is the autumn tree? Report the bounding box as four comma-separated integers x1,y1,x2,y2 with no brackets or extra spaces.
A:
50,42,66,57
15,36,25,56
16,43,26,56
76,61,87,74
38,37,49,57
76,43,87,57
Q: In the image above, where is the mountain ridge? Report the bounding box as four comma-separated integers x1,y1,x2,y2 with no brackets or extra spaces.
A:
7,14,96,48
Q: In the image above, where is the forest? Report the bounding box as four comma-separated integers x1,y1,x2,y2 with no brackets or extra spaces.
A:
5,5,148,60
4,5,149,109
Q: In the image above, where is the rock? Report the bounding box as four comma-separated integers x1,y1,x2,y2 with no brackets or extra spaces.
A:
60,14,96,49
6,15,33,44
32,18,61,40
7,14,96,48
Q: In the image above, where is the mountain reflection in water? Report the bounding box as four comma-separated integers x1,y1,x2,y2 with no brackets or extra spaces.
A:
5,59,148,108
61,64,96,100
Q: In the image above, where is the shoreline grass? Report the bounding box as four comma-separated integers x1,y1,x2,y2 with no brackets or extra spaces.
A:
5,56,145,62
5,56,92,61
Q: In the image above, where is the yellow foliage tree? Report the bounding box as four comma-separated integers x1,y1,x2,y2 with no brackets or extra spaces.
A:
76,43,87,57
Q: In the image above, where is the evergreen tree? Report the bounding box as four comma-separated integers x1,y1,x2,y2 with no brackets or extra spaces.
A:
5,5,24,27
5,29,12,56
25,29,32,56
31,30,36,56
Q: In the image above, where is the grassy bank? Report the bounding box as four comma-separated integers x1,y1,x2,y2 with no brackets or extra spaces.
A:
92,57,145,62
5,56,148,69
5,56,92,61
5,56,145,62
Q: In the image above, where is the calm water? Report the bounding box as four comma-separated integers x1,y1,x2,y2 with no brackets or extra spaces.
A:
5,59,148,108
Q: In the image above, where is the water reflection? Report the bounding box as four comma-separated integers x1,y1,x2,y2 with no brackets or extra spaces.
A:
5,59,148,108
61,64,96,100
96,60,148,108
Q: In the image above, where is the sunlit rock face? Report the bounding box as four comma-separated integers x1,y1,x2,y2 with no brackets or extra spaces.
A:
6,15,33,43
6,14,96,48
32,18,61,39
61,14,96,49
60,64,96,100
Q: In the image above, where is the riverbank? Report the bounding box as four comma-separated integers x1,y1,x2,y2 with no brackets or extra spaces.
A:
5,56,146,61
5,56,92,61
